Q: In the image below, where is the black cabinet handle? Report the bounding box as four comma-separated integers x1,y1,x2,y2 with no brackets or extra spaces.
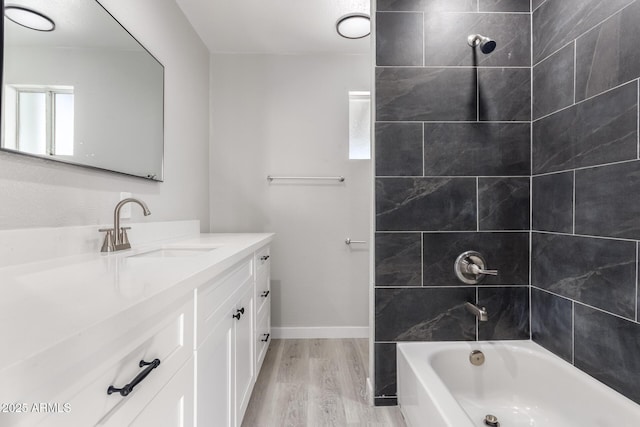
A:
260,255,270,261
261,290,270,298
107,359,161,397
237,307,245,315
261,333,270,342
232,312,241,320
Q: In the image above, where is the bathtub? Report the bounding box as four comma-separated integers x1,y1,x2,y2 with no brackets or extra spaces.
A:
397,341,640,427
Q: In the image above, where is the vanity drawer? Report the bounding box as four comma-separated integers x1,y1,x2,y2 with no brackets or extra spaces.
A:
255,246,270,274
197,257,253,346
255,302,271,373
256,264,271,314
36,299,194,427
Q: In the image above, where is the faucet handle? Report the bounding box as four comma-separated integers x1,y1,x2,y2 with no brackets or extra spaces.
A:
120,227,131,247
99,228,115,253
468,263,498,276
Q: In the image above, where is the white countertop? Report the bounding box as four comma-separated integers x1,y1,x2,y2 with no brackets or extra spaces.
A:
0,232,273,374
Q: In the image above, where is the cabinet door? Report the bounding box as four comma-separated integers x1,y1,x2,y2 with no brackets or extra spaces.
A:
129,358,194,427
198,310,235,427
234,282,255,425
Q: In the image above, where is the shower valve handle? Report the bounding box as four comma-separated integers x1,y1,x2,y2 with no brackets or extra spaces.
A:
468,263,498,276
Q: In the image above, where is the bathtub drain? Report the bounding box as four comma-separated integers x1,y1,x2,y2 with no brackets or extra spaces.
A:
484,414,499,427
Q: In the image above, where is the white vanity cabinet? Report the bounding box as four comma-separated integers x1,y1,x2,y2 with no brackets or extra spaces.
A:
196,256,256,427
0,232,272,427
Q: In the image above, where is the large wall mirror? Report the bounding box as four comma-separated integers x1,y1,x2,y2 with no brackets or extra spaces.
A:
1,0,164,180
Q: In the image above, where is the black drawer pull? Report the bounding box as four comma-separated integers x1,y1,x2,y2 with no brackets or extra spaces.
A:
261,333,270,342
261,290,270,298
260,255,270,261
107,359,161,397
237,307,245,315
232,312,241,320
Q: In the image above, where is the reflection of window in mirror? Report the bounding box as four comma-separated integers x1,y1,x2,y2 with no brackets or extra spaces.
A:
348,91,371,160
4,85,74,156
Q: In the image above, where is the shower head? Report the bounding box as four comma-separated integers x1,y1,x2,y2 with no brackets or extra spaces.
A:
467,34,496,54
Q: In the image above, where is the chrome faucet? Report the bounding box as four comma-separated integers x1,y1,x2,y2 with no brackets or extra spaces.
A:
99,198,151,252
465,302,488,322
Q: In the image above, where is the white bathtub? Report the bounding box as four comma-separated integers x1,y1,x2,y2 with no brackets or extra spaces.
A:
397,341,640,427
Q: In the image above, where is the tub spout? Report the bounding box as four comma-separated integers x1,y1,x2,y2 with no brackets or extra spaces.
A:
465,302,488,322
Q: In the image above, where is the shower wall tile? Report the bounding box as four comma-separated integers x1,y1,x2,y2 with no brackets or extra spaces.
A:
375,123,423,176
375,287,476,341
422,232,530,286
375,233,422,287
478,68,531,121
374,343,397,396
479,0,530,12
478,177,530,231
532,0,547,11
423,123,530,176
375,178,477,231
532,172,573,233
376,12,424,66
531,288,573,362
424,13,531,67
533,42,575,119
575,161,640,240
376,67,477,121
575,1,640,101
532,81,638,174
532,0,635,63
478,286,530,340
574,304,640,405
377,0,477,12
531,233,636,319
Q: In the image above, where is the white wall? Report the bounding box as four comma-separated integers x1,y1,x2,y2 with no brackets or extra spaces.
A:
210,54,371,331
0,0,210,230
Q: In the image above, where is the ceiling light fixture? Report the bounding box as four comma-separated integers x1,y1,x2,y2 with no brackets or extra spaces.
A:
336,13,370,39
4,5,55,32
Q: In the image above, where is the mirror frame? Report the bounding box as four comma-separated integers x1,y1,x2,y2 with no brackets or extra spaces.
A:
0,0,165,181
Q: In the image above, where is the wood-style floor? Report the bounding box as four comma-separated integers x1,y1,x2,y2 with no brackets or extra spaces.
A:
242,339,406,427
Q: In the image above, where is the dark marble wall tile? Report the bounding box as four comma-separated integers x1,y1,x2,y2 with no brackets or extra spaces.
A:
423,232,530,285
478,287,530,340
376,68,477,121
532,0,547,11
479,0,530,12
532,81,637,174
531,233,636,319
533,42,575,119
374,397,398,406
575,1,640,101
377,12,424,66
575,304,640,404
531,288,573,362
478,177,530,231
575,161,640,240
533,0,635,63
424,13,531,67
374,343,397,396
377,0,477,12
375,233,422,287
532,172,573,233
375,123,423,176
375,287,477,341
376,178,477,231
479,68,531,121
423,123,530,177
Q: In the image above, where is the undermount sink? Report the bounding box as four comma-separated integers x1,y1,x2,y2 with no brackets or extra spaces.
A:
128,247,217,258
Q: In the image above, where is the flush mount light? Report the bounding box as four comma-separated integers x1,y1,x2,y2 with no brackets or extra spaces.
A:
336,13,370,39
4,5,55,32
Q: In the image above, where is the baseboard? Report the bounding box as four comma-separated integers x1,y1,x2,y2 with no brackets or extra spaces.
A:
271,326,369,339
366,377,374,405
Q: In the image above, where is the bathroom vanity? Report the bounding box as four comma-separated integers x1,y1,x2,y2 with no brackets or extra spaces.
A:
0,223,273,427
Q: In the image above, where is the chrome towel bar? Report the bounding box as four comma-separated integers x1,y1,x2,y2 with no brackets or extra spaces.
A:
267,175,345,182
